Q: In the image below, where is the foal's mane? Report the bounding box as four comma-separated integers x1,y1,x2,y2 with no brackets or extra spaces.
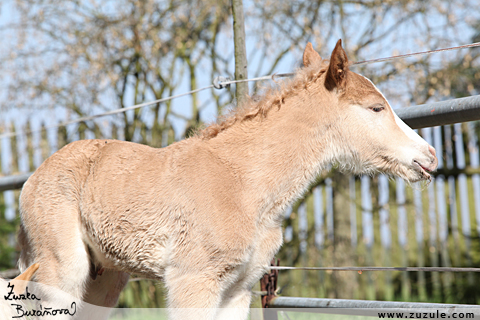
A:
199,59,330,139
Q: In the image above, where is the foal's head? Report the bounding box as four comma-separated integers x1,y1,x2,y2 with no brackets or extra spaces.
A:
303,40,437,182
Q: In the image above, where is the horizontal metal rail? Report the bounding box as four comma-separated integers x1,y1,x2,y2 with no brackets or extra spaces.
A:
1,95,480,192
395,94,480,129
0,269,20,279
0,172,32,192
268,297,480,317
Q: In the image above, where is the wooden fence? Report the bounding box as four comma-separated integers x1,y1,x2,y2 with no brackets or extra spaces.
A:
1,119,480,305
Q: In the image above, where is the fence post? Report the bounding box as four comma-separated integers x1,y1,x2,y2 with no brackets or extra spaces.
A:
231,0,249,106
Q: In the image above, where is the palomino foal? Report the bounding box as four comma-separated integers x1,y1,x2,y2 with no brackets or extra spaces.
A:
18,40,437,320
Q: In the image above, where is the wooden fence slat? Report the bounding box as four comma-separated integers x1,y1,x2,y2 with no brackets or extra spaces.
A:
283,205,294,268
15,122,29,173
454,123,471,239
298,201,308,284
413,129,425,299
378,175,391,249
423,127,441,300
39,122,50,161
361,175,375,299
47,119,58,155
433,127,448,245
325,178,334,243
444,125,460,265
413,183,426,301
378,174,393,300
1,122,15,221
396,177,411,300
465,122,479,285
298,201,307,254
31,120,43,169
361,176,373,248
313,186,324,250
466,123,480,236
413,186,424,245
434,126,453,291
284,206,293,243
396,178,407,249
349,176,357,248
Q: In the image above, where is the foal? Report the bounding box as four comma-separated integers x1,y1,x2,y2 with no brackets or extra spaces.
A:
18,40,437,320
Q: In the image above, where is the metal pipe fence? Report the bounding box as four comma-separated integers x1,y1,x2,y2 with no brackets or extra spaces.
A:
0,173,32,192
264,297,480,319
269,296,480,311
396,94,480,129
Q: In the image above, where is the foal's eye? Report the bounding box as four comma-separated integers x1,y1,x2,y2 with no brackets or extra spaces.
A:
370,105,385,113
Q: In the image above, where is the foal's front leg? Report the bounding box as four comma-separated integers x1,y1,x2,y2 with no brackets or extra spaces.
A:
164,266,226,320
215,288,252,320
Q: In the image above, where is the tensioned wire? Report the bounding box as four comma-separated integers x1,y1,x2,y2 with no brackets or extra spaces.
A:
126,266,480,282
268,266,480,272
1,41,479,140
2,265,478,281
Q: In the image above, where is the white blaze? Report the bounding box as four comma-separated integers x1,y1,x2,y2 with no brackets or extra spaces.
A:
361,75,427,146
392,110,426,145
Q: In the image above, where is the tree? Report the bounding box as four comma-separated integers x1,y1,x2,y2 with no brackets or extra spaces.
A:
2,0,232,145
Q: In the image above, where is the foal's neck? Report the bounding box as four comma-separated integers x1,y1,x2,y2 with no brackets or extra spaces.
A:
205,90,337,218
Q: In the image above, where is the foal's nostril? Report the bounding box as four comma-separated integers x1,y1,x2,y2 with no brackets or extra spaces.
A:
428,145,439,170
428,145,436,158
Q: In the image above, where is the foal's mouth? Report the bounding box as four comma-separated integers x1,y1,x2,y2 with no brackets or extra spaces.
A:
413,160,433,180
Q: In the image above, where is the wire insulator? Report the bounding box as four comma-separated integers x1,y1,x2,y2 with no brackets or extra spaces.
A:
213,76,230,89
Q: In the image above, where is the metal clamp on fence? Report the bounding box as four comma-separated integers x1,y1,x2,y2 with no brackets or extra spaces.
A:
213,76,231,89
261,258,280,320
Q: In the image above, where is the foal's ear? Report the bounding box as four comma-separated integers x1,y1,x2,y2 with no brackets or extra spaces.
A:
10,263,39,295
325,39,349,91
303,42,321,67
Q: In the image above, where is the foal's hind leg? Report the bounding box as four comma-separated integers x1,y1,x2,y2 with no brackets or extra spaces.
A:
19,201,91,319
24,235,91,320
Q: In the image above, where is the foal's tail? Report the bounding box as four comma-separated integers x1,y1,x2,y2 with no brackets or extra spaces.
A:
17,223,33,273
